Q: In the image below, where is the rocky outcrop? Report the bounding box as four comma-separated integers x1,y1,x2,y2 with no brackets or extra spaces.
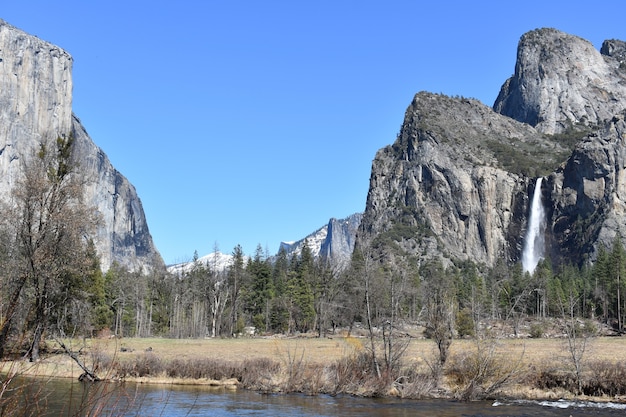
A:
493,28,626,265
280,213,362,271
547,112,626,264
0,19,73,193
71,116,163,271
494,28,626,135
358,28,626,269
357,93,555,267
0,20,163,272
319,214,362,270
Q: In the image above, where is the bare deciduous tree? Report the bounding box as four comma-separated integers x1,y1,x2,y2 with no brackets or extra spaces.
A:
0,134,97,360
421,260,455,380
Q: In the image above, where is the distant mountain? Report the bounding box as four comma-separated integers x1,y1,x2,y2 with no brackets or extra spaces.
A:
168,213,363,275
280,213,362,271
167,251,237,276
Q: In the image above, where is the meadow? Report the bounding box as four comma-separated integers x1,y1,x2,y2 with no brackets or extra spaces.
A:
5,335,626,401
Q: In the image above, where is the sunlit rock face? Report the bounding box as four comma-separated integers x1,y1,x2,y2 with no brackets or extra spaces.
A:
494,28,626,135
0,19,163,272
356,93,537,269
280,213,363,272
358,28,626,269
0,19,73,193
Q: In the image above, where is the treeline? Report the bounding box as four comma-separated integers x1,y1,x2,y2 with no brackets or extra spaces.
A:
2,134,626,362
29,233,626,343
97,243,345,339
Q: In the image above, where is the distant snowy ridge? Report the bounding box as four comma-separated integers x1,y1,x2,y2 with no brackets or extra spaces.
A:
167,251,237,275
167,213,362,275
280,213,362,271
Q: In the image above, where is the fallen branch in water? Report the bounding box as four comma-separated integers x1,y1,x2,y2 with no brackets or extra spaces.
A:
53,337,100,382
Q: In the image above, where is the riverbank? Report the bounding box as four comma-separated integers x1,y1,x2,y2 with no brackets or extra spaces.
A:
3,336,626,402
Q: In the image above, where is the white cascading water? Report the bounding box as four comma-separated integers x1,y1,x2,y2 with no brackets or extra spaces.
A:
522,177,545,274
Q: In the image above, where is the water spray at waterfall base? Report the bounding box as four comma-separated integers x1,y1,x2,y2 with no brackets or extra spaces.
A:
522,178,546,274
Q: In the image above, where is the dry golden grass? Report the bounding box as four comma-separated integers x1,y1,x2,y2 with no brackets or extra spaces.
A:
6,335,626,385
109,336,626,375
94,336,357,364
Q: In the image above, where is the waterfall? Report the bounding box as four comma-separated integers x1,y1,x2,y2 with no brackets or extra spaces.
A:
522,177,545,274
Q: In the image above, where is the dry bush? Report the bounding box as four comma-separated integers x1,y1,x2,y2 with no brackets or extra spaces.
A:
446,340,525,400
238,358,281,391
89,348,114,375
324,349,395,397
325,350,374,394
164,358,240,380
584,360,626,397
529,368,578,393
269,343,328,394
113,353,162,378
527,359,626,397
281,363,326,394
393,366,437,399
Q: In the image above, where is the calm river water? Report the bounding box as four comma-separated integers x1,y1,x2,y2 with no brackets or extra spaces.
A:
6,377,626,416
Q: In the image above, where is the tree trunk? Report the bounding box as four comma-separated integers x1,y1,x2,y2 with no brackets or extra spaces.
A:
0,277,27,359
365,277,381,379
30,322,43,361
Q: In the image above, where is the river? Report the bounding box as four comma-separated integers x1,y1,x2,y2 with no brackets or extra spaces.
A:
4,377,626,416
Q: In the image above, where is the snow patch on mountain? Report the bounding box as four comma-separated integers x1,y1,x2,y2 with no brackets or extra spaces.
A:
167,213,362,275
168,251,237,275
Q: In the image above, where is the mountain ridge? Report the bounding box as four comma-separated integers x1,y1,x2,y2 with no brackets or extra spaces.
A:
168,213,362,274
356,28,626,270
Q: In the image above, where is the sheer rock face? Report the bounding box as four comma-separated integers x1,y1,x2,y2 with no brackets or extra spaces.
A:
547,113,626,264
357,93,543,267
358,28,626,269
280,213,363,272
494,28,626,135
319,213,363,271
0,20,73,193
0,20,163,272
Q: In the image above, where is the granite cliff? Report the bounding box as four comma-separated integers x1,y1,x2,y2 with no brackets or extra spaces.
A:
357,28,626,269
280,213,362,272
0,20,163,272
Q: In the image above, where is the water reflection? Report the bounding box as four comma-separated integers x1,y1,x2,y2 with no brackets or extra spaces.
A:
3,376,625,416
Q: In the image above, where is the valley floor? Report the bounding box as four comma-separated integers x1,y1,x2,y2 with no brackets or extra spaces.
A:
3,335,626,402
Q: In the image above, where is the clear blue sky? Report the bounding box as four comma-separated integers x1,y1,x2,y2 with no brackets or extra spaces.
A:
3,1,626,265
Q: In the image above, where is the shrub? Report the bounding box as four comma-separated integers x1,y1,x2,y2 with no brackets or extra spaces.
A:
164,358,240,380
584,360,626,397
529,323,545,338
239,358,281,390
455,309,475,338
394,365,436,399
531,368,578,393
446,340,524,400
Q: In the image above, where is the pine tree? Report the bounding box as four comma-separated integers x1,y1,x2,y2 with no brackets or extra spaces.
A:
246,244,274,332
609,235,626,332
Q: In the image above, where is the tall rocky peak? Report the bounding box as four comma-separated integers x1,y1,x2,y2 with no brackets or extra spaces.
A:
0,19,73,189
280,213,362,272
0,20,163,272
494,28,626,135
358,28,626,270
358,93,546,267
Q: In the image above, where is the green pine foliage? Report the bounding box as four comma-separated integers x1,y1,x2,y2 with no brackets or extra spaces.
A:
5,200,626,350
